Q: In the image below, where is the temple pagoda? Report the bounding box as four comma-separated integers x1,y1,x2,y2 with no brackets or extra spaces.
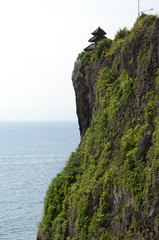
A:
84,27,107,52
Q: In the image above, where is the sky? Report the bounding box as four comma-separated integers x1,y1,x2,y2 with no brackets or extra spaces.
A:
0,0,158,121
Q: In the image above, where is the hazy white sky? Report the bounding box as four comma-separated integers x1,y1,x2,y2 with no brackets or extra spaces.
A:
0,0,158,121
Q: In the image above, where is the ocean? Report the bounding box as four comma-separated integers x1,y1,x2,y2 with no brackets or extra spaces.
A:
0,121,80,240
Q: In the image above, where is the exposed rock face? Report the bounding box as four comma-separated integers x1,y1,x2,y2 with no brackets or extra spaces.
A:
37,15,159,240
72,60,101,136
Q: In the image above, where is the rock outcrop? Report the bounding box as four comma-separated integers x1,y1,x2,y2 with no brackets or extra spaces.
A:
72,60,101,136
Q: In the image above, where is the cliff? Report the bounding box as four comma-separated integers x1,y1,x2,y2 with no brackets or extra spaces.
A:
37,14,159,240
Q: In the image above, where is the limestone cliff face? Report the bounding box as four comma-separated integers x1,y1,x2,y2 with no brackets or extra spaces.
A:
37,14,159,240
72,60,100,136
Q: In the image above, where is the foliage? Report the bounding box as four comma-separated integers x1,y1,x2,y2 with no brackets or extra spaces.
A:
118,70,134,102
114,27,130,41
77,51,90,65
144,91,156,125
138,43,151,69
90,38,112,62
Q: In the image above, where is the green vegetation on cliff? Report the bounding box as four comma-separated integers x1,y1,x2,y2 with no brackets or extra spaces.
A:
37,14,159,240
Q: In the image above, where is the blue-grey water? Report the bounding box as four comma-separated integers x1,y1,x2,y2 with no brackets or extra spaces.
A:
0,121,80,240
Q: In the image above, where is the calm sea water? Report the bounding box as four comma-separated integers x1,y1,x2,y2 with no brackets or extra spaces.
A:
0,121,80,240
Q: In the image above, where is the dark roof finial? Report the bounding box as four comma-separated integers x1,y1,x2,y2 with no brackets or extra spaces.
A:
91,27,106,36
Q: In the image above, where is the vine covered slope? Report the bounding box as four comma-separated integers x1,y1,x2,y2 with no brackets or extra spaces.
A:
37,14,159,240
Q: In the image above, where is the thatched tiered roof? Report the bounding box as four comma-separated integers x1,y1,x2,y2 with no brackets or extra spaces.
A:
84,27,107,52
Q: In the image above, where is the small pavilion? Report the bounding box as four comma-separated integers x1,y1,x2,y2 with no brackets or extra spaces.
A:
84,27,107,52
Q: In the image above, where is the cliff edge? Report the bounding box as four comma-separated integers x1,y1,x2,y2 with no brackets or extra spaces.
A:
37,14,159,240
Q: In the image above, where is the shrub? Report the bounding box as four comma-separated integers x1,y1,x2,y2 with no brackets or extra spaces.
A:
114,27,130,41
77,51,90,65
90,38,112,62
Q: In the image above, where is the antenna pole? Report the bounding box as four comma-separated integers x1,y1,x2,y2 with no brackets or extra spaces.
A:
138,0,140,20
